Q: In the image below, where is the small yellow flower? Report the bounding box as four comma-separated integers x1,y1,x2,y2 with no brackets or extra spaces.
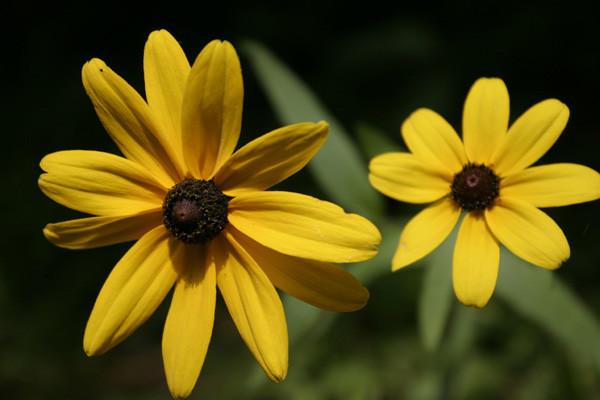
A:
369,78,600,308
40,30,381,399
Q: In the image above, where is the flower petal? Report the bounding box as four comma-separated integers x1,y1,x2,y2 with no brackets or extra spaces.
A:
163,244,216,399
43,210,162,249
401,108,468,179
452,211,500,308
462,78,509,164
491,99,569,176
369,152,451,204
229,225,369,312
39,150,165,216
392,197,461,270
214,230,288,382
501,163,600,207
82,58,179,186
485,197,570,269
216,122,329,195
228,191,381,263
84,226,178,355
181,40,243,179
144,29,191,177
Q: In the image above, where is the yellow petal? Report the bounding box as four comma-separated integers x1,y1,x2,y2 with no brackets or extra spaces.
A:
491,99,569,176
485,197,570,269
43,210,161,249
228,191,381,263
39,150,166,216
181,40,243,179
229,225,369,312
501,163,600,207
462,78,509,164
369,152,451,204
401,108,468,179
144,29,191,177
452,211,500,308
392,197,461,270
216,122,329,195
82,58,179,187
84,226,178,355
214,230,288,382
163,244,216,399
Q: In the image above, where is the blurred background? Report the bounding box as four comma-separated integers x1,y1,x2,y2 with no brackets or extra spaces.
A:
2,0,599,399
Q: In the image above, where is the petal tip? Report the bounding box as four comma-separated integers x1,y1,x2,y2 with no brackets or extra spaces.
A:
391,231,441,271
472,76,505,86
353,286,370,310
268,370,288,383
316,120,330,128
468,302,485,309
42,225,55,241
83,337,102,357
546,255,569,270
457,295,490,309
149,28,172,37
391,247,415,271
82,58,106,72
83,327,109,356
168,384,194,400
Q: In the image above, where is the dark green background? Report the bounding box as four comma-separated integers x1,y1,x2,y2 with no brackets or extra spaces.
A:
2,1,599,398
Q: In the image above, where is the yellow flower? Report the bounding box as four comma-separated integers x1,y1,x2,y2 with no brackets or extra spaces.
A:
369,77,600,308
39,30,381,399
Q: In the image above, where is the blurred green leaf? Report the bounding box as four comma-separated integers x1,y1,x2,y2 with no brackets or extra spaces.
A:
283,294,337,345
241,40,384,220
350,218,407,285
354,122,405,159
418,221,458,352
441,304,477,366
496,248,600,370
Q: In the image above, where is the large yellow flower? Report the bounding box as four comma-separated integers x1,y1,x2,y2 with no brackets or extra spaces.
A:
39,30,381,399
369,77,600,308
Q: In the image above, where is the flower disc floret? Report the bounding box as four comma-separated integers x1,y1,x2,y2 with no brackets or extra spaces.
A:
162,179,229,244
451,163,500,211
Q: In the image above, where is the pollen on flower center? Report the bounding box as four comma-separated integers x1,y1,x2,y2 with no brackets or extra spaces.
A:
162,179,230,244
451,163,500,211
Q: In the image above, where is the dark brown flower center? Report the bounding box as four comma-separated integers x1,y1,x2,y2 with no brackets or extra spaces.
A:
162,179,230,244
451,163,500,211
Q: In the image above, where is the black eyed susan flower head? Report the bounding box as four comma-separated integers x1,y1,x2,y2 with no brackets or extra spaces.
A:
39,30,381,399
369,77,600,309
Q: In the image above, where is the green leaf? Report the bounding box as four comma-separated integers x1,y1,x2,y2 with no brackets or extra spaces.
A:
417,218,460,351
441,304,477,366
349,218,407,285
354,122,405,160
241,40,384,220
496,248,600,370
418,254,453,352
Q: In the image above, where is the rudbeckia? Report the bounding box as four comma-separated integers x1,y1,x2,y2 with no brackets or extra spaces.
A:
40,30,381,399
369,77,600,308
